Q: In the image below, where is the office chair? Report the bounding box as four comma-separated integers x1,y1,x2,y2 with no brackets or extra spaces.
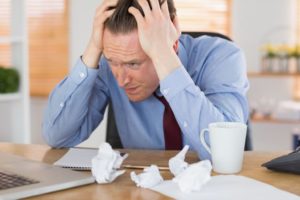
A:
182,31,232,41
106,31,253,151
106,103,123,148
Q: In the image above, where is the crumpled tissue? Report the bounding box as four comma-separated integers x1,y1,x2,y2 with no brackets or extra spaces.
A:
169,145,212,193
130,165,164,188
173,160,212,193
91,142,128,184
169,145,190,176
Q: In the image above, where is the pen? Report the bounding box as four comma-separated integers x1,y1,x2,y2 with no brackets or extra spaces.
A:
122,164,169,171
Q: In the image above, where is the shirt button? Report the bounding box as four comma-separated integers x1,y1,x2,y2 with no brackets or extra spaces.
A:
79,72,85,78
183,121,188,128
163,88,169,95
59,102,64,108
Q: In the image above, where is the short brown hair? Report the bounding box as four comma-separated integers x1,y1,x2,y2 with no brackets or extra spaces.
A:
105,0,176,34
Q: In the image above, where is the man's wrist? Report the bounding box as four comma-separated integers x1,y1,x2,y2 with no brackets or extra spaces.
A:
152,48,181,81
82,42,102,69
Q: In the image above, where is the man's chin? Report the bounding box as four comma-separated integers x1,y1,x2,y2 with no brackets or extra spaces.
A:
128,96,144,102
127,94,147,102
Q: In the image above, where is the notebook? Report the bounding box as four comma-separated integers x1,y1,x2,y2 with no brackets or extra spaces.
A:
54,147,170,171
54,148,98,170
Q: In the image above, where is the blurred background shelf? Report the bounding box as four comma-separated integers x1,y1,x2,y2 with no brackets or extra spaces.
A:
251,115,300,124
248,71,300,78
0,93,21,101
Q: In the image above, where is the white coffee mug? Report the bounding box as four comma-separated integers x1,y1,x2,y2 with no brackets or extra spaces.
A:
200,122,247,174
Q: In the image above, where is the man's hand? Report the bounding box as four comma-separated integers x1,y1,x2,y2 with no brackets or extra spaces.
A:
128,0,182,80
82,0,117,68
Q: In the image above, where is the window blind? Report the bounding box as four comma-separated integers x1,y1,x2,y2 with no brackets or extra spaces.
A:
0,0,11,67
174,0,231,36
27,0,69,96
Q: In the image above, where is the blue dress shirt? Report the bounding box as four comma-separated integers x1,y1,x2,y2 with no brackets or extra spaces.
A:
42,34,249,160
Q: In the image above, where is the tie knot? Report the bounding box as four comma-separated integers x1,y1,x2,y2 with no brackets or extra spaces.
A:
153,93,168,107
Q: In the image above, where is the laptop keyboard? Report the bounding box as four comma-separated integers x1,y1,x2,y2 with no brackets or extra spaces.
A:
0,170,40,190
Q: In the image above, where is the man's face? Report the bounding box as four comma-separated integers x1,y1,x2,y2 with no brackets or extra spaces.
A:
103,29,160,102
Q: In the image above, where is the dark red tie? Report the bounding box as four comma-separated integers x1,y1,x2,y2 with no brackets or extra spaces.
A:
154,93,183,150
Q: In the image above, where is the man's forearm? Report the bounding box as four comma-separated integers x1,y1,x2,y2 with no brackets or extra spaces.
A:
152,47,181,81
42,59,102,147
82,40,102,69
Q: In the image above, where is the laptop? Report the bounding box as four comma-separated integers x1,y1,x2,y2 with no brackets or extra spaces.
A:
0,151,95,200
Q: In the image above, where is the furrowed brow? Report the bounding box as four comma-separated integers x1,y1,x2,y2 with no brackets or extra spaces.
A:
123,59,141,64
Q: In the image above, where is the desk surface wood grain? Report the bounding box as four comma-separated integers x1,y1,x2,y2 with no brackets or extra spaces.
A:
0,143,299,199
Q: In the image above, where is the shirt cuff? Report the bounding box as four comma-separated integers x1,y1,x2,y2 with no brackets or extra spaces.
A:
69,57,99,85
159,66,194,100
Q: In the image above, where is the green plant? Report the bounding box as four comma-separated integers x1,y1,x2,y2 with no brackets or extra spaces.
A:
261,44,278,58
0,67,19,93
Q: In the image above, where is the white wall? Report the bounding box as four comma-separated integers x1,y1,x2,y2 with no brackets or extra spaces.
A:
30,97,47,144
69,0,100,67
232,0,299,151
232,0,296,72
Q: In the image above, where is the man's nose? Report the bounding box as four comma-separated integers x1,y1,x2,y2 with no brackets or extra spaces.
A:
116,66,130,87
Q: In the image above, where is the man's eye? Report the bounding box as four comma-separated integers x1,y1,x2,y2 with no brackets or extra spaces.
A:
129,63,137,67
126,63,139,69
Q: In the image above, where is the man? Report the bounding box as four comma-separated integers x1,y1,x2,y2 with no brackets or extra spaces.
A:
43,0,249,160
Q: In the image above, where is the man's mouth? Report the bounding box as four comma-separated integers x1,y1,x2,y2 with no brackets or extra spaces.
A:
125,86,139,95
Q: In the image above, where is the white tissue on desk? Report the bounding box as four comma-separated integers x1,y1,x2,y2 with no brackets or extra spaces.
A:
168,145,212,193
173,160,212,193
169,145,189,176
130,165,164,188
91,142,128,184
129,145,212,192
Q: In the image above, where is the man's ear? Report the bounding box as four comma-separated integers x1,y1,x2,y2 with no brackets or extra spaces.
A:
173,40,179,52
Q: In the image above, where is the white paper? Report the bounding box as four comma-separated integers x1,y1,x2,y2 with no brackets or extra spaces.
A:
151,175,300,200
130,165,163,188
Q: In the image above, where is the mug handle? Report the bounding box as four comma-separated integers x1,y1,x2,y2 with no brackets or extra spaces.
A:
200,128,211,154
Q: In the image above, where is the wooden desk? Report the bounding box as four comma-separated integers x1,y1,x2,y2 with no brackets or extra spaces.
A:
0,143,299,199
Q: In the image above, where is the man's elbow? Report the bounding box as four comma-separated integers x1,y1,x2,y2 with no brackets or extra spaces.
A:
42,123,63,148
